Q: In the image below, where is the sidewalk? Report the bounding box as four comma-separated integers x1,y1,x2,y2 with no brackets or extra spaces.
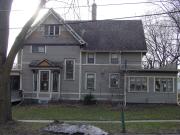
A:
18,119,180,123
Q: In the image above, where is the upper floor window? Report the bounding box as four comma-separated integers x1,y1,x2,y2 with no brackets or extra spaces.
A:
65,59,75,80
87,53,95,64
129,77,148,92
44,25,60,36
110,53,119,64
32,45,45,53
155,78,173,93
109,73,119,88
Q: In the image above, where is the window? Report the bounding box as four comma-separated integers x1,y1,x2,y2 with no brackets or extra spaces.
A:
10,76,20,90
52,71,59,92
110,53,119,64
65,59,75,80
33,72,38,91
87,53,95,64
129,77,147,92
32,45,45,53
86,73,96,90
155,78,173,92
40,71,50,92
109,74,119,88
44,25,60,36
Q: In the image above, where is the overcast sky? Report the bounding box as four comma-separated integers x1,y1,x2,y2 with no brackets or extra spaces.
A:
9,0,160,52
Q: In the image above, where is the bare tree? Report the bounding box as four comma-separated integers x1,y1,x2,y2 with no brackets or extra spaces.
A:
160,0,180,31
144,14,180,68
0,0,46,124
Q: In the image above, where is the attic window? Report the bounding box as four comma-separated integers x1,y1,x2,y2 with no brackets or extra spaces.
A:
45,25,60,36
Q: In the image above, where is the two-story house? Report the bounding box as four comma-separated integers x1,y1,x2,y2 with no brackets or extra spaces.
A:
16,8,178,104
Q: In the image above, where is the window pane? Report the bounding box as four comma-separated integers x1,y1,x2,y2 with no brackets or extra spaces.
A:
87,74,95,89
155,78,173,92
49,25,54,35
88,53,94,64
53,72,59,92
55,25,60,35
110,74,119,88
33,73,38,91
130,77,147,92
44,25,48,35
32,45,45,53
111,53,118,64
66,60,74,80
40,71,49,92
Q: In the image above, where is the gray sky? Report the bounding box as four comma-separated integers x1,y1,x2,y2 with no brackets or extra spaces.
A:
9,0,160,52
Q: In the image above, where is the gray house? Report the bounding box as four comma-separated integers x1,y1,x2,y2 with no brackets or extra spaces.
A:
15,8,178,104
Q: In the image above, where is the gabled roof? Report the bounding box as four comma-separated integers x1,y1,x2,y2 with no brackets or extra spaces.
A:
68,20,147,52
26,9,147,52
26,9,86,46
29,59,63,68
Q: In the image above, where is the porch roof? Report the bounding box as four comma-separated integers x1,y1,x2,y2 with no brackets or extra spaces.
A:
29,59,63,68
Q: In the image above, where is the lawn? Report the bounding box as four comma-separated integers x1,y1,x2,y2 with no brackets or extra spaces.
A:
12,104,180,121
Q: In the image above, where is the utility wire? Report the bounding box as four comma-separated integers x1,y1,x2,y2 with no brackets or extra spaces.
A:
7,10,179,30
0,0,168,12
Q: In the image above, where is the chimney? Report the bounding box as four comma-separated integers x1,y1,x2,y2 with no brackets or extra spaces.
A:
92,1,97,20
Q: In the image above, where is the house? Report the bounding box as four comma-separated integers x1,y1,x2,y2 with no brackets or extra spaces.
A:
14,6,178,104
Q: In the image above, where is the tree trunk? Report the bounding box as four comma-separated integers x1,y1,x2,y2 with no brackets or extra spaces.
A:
0,0,45,123
0,67,12,123
0,0,13,124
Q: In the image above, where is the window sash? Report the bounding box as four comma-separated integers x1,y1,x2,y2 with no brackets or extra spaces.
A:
111,53,118,64
44,25,60,36
40,71,49,92
33,73,38,91
129,77,147,92
110,74,119,88
65,60,74,80
155,78,173,92
52,72,59,92
87,53,95,64
32,45,45,53
86,74,95,90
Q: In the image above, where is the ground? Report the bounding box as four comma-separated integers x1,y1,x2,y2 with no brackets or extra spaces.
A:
1,103,180,135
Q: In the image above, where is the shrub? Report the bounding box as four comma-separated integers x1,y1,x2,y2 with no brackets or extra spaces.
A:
83,94,96,105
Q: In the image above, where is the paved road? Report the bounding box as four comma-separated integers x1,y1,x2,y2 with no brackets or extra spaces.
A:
18,119,180,123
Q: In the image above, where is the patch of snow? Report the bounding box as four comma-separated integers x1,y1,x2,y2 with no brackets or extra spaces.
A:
43,122,108,135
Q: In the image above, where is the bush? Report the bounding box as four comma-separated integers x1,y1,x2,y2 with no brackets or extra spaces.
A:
83,94,96,105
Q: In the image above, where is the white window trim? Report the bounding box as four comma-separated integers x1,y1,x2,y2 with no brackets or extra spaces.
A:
128,76,149,93
64,59,75,80
109,73,120,88
154,76,175,93
86,52,96,64
31,45,46,54
109,53,120,64
51,71,60,92
85,72,96,90
38,70,51,92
